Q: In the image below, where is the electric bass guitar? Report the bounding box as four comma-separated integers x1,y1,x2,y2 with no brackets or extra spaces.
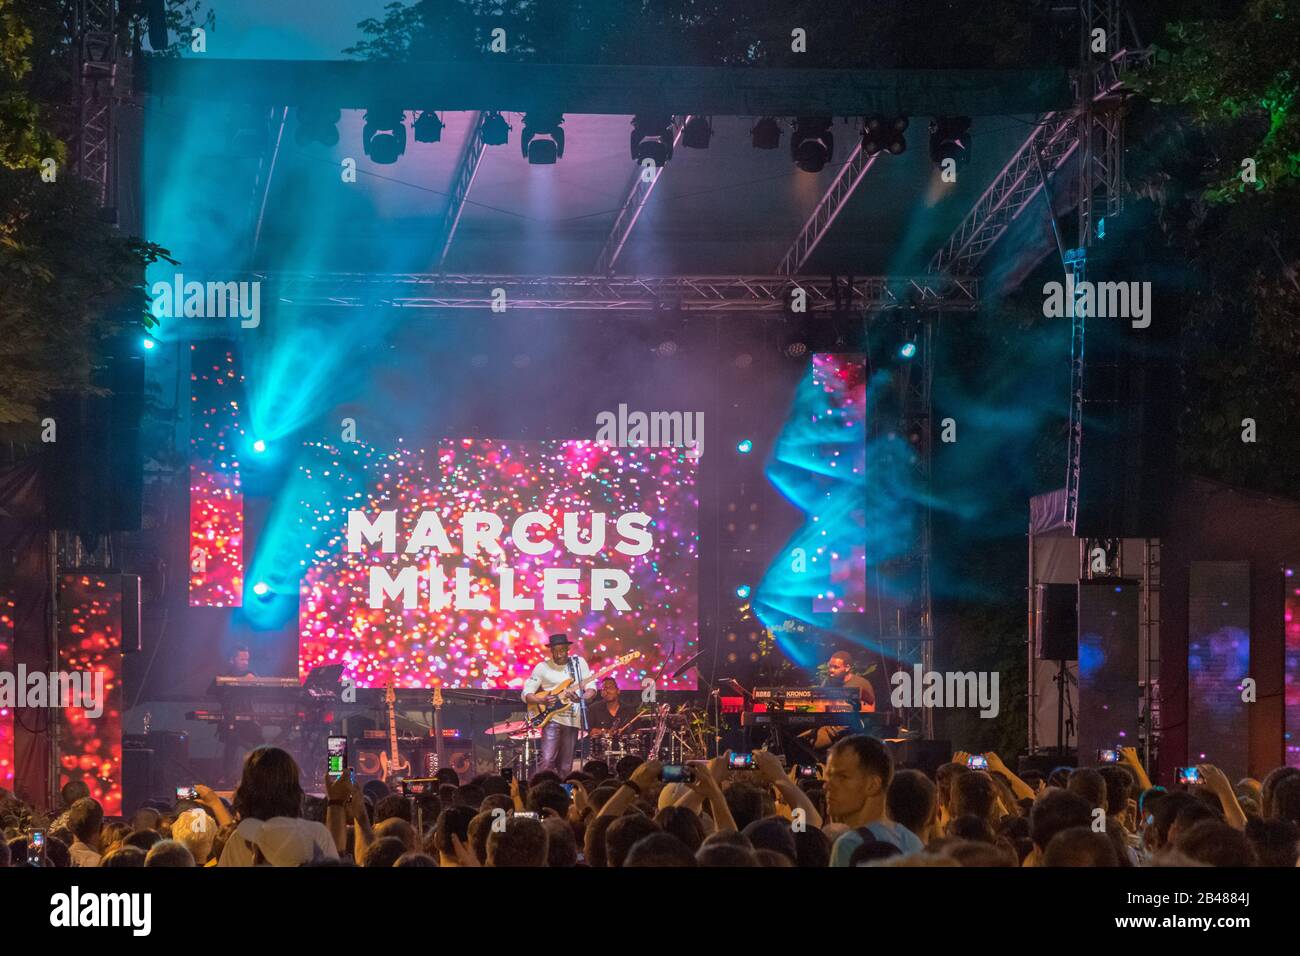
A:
383,682,411,784
430,685,444,774
525,651,640,730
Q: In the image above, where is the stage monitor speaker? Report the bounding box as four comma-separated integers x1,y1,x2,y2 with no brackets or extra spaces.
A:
122,745,153,811
350,739,475,784
1036,583,1077,660
1018,752,1077,778
124,731,193,806
887,739,953,777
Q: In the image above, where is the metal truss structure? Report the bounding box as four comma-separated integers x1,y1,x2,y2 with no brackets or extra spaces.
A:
594,116,692,275
923,1,1148,539
438,112,486,269
925,47,1146,279
777,141,879,275
249,271,979,313
72,0,119,213
1065,1,1147,535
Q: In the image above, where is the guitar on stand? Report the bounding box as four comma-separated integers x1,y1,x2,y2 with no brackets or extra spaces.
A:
430,686,445,775
383,682,411,785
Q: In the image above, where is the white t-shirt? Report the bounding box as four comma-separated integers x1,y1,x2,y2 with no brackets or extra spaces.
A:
522,655,592,729
218,817,339,867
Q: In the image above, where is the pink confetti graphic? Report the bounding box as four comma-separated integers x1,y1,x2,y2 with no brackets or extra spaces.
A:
0,592,13,790
189,343,245,607
57,575,123,816
298,439,699,691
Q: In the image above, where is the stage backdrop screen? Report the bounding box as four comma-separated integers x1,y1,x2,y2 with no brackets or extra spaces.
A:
1187,561,1250,779
1076,579,1140,761
298,439,699,691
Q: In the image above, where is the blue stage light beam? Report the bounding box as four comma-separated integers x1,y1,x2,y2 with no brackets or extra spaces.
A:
752,355,925,663
240,438,374,629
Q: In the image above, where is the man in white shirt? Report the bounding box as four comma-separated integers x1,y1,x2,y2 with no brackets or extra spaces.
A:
522,633,595,775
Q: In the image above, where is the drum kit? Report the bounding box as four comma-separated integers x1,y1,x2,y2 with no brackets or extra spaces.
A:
486,703,702,776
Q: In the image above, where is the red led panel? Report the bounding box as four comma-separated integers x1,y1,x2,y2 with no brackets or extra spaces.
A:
189,342,245,607
57,574,124,816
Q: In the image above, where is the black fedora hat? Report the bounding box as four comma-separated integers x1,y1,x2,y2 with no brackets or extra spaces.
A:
546,633,572,647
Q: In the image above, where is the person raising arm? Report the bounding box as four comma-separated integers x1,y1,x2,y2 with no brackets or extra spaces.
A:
754,749,822,829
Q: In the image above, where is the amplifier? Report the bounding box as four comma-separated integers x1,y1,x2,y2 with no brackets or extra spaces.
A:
351,738,475,784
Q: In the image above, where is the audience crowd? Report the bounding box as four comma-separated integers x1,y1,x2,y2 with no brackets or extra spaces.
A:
4,740,1298,868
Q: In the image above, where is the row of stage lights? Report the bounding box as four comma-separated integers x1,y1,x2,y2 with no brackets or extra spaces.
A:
292,106,971,172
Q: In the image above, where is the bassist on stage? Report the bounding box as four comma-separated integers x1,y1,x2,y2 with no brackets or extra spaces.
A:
521,633,595,774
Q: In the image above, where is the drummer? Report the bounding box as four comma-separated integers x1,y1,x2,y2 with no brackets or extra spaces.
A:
587,677,630,736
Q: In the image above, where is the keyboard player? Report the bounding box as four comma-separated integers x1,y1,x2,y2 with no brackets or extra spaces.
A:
215,644,264,785
802,650,876,751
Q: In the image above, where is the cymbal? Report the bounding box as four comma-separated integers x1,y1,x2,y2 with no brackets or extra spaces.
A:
506,725,588,741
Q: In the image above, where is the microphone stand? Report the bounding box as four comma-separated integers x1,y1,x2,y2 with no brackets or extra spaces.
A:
570,655,589,768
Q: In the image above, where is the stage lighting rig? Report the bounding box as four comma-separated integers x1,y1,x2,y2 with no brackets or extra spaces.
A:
790,117,834,173
751,117,782,150
413,111,444,144
294,105,341,147
682,116,713,149
521,112,565,164
631,114,675,166
481,111,511,146
862,114,909,156
929,116,972,167
363,107,407,164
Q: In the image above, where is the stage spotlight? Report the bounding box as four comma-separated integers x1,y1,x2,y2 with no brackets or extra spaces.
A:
790,117,834,173
631,114,674,166
751,117,782,150
362,107,407,164
480,111,511,146
142,337,156,351
252,581,270,597
737,439,754,454
413,111,444,144
929,116,972,167
294,105,341,148
682,116,712,149
521,112,565,164
898,340,917,360
862,114,908,156
252,438,267,454
735,584,752,600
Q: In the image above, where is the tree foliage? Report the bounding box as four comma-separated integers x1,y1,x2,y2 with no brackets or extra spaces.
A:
0,0,191,427
1137,0,1300,202
1128,2,1300,496
345,0,1044,68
